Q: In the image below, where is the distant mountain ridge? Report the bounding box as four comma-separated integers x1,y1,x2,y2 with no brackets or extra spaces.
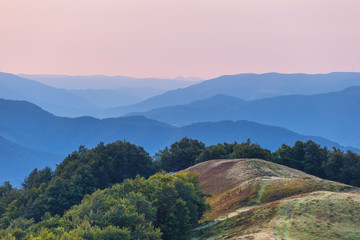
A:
68,89,144,108
3,72,360,118
0,98,357,157
127,86,360,148
0,72,101,116
19,74,201,90
0,72,200,116
101,72,360,117
19,74,202,109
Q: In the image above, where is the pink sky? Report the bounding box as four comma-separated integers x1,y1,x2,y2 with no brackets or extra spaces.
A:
0,0,359,79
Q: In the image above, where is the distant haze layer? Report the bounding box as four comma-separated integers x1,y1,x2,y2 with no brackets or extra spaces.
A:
19,74,201,90
1,0,359,78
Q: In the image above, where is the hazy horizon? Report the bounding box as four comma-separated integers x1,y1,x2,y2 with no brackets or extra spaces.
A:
19,73,203,81
1,0,359,79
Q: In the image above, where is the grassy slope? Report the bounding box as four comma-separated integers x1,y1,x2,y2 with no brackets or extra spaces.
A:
184,159,360,240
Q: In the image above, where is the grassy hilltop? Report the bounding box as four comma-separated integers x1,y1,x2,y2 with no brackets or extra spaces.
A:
185,159,360,240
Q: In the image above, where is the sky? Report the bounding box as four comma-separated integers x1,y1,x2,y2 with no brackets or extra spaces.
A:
0,0,359,79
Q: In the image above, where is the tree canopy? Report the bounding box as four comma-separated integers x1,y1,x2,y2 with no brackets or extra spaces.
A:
0,172,208,240
155,137,205,172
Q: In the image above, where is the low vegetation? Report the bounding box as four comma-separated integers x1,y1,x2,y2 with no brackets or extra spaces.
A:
185,159,360,239
193,191,360,240
185,159,357,222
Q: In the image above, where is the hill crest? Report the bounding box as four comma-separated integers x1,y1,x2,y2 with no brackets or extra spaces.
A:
185,158,316,195
184,158,359,239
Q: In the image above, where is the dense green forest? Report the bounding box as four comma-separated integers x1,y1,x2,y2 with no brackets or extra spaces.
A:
1,138,360,239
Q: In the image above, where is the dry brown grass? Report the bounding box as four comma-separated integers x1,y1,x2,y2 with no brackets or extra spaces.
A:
193,191,360,240
185,159,332,221
185,159,315,195
185,159,360,239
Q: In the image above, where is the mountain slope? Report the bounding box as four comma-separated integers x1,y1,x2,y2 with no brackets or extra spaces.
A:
68,87,170,108
0,135,63,186
0,98,176,154
68,89,144,107
0,99,357,157
105,72,360,116
126,94,247,126
0,72,100,116
196,191,360,240
184,159,360,239
127,87,360,148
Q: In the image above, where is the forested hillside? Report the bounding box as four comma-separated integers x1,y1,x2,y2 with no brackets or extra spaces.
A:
1,138,360,239
0,140,208,239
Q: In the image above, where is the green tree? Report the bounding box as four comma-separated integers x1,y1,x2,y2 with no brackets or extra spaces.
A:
272,144,295,166
303,141,328,177
171,199,191,240
322,148,345,181
22,167,53,190
230,139,271,160
195,142,234,163
0,182,20,218
155,137,205,172
338,151,360,186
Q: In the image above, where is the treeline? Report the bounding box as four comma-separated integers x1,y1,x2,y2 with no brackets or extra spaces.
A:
1,138,360,239
272,142,360,187
155,138,360,187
